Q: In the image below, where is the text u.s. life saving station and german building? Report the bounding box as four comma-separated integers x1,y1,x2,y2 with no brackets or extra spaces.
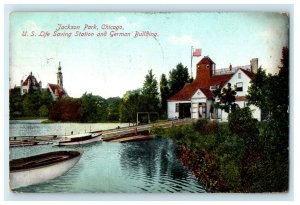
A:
167,56,261,122
18,62,68,100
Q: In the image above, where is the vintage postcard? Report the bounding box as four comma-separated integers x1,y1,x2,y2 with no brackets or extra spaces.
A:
9,11,289,194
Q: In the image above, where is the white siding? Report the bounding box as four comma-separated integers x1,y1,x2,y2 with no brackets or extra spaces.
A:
227,69,251,97
191,103,199,119
249,104,261,121
167,101,178,119
167,101,190,119
167,69,262,121
191,89,206,101
217,103,261,122
191,89,209,119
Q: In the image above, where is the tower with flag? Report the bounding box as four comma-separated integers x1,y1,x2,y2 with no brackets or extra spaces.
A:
191,47,202,78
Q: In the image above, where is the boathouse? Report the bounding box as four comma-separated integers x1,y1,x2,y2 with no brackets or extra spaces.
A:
167,56,261,121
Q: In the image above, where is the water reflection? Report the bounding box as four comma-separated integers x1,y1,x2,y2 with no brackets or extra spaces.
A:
11,138,205,193
119,138,204,192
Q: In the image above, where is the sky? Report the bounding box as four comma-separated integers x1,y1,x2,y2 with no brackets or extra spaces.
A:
9,12,289,98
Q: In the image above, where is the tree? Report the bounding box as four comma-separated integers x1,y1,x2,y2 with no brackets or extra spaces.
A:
246,47,289,192
106,97,122,122
275,46,289,121
49,98,80,121
119,89,142,123
213,83,237,113
79,92,108,122
22,90,42,116
9,87,23,117
141,69,160,112
247,67,268,111
247,47,289,121
38,105,49,117
168,63,190,96
160,73,170,116
40,89,53,111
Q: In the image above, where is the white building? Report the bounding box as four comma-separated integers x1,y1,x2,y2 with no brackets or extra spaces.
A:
167,56,261,121
20,72,42,95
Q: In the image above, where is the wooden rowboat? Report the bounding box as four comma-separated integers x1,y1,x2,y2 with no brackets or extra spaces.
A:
10,151,82,189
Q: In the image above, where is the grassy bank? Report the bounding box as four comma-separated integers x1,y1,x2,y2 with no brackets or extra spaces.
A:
153,118,289,192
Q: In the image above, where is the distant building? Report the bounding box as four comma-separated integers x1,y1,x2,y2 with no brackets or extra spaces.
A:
47,62,68,100
167,56,261,121
17,62,68,100
20,72,42,95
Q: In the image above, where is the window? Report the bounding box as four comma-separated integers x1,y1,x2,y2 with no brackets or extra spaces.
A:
206,64,209,68
210,85,219,91
236,82,243,91
175,103,179,112
238,73,241,79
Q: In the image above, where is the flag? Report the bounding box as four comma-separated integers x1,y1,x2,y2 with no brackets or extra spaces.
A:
192,48,201,57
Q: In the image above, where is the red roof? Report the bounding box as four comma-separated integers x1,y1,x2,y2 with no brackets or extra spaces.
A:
168,74,232,101
22,73,41,88
168,82,201,101
241,68,254,78
48,83,68,97
197,56,215,65
210,74,233,87
168,57,255,102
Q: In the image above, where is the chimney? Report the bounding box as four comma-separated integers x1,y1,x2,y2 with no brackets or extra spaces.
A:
250,58,258,74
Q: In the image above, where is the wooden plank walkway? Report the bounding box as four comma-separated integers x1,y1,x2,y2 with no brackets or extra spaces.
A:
9,119,196,146
107,135,153,143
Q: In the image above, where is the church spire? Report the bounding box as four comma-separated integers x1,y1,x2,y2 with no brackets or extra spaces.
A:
57,62,63,88
58,61,62,71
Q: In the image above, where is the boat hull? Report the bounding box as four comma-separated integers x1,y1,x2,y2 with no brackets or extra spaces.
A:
58,135,102,146
10,151,81,190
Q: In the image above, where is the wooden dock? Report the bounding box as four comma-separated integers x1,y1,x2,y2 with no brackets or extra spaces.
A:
9,119,196,146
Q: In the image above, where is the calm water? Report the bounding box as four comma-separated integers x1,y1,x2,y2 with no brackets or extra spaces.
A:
9,120,205,193
9,119,128,137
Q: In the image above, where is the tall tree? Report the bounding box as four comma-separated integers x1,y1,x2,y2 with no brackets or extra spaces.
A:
276,46,289,121
141,69,160,112
247,47,289,121
160,73,170,115
246,47,289,192
246,67,269,117
168,63,190,97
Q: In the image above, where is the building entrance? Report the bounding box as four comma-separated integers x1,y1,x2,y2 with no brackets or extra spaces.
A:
179,103,191,119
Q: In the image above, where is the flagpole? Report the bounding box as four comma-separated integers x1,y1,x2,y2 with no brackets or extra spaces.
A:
191,46,193,79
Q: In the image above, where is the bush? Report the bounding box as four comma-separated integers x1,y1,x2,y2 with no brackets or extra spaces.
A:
204,120,219,135
228,107,259,144
193,119,208,133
